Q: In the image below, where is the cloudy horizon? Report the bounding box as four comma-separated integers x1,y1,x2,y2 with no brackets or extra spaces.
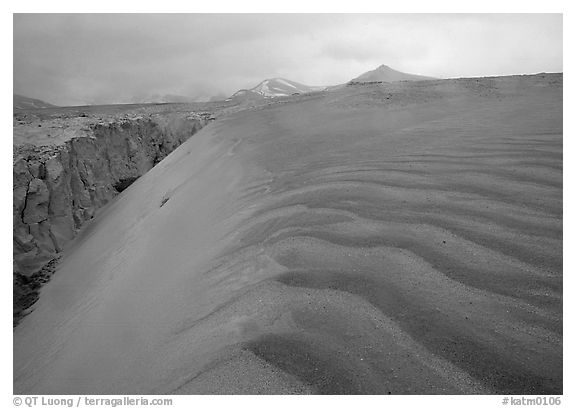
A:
13,13,562,106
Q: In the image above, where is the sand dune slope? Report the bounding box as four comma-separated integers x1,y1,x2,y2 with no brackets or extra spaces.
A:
14,74,562,394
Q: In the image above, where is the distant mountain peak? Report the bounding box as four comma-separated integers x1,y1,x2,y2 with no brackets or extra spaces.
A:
228,78,325,101
14,94,57,110
351,65,436,83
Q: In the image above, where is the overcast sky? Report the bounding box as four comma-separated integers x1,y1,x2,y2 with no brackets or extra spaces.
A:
13,14,562,106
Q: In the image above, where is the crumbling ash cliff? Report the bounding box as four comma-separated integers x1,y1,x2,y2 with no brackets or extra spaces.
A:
13,108,213,323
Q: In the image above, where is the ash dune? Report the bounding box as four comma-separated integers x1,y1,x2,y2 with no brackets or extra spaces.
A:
13,74,562,394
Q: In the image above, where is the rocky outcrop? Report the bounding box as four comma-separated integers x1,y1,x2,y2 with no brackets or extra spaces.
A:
13,112,212,324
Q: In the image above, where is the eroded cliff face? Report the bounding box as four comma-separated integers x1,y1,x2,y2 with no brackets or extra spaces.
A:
13,112,212,323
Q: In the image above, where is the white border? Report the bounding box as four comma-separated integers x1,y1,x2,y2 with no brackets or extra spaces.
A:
3,4,571,407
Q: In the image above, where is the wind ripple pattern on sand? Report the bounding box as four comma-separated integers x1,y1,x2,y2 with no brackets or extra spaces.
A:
14,74,562,395
175,75,562,394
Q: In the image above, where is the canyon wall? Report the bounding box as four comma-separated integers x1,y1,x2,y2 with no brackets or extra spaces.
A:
13,112,212,323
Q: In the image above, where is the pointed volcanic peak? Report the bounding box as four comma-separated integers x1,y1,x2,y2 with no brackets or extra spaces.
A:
228,78,325,101
351,65,436,83
14,94,58,110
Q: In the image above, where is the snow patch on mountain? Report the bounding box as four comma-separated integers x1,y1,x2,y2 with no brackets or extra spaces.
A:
229,78,326,101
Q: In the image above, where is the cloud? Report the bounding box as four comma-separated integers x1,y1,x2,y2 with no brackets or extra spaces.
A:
321,41,386,62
